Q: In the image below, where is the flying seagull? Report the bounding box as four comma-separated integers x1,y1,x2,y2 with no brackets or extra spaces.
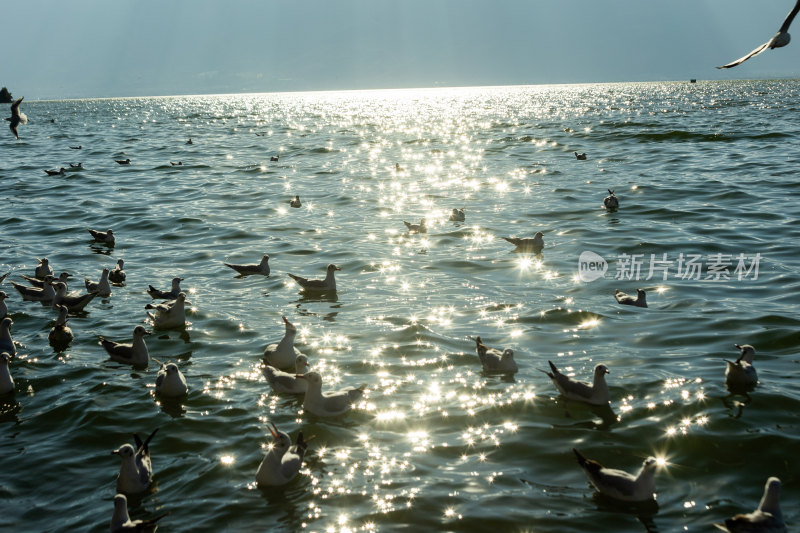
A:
6,97,27,140
718,0,800,68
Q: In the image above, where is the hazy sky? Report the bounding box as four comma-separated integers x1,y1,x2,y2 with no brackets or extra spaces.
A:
4,0,800,99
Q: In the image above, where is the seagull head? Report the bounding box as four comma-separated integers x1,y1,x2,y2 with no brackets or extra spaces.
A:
112,443,136,459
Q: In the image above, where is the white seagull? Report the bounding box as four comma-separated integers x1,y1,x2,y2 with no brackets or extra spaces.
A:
287,264,340,292
6,96,27,140
715,477,787,532
154,360,188,397
724,343,759,391
34,257,53,279
403,218,427,233
297,371,366,417
21,271,71,289
264,354,310,394
100,326,151,368
718,1,800,69
263,316,305,370
112,428,158,494
11,275,56,302
109,493,167,533
88,228,115,245
48,304,74,348
541,361,610,405
255,423,311,487
0,318,15,356
503,232,544,251
145,292,187,330
449,208,466,222
85,267,112,297
224,254,270,276
615,288,647,308
0,352,14,395
573,448,659,502
52,281,98,312
109,259,126,283
147,277,183,300
473,336,518,374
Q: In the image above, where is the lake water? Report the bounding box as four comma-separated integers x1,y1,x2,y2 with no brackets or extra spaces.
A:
1,81,798,532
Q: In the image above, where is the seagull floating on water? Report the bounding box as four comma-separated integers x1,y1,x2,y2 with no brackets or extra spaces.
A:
403,218,427,234
714,476,787,532
264,354,310,394
604,189,619,209
110,493,167,533
297,371,366,417
574,152,587,160
147,277,183,300
718,1,800,69
44,168,66,176
28,272,70,293
6,96,27,140
255,423,311,487
52,281,97,312
109,259,126,283
88,228,115,245
35,257,54,279
540,361,610,405
69,145,81,150
100,325,151,368
116,158,131,165
69,162,82,169
0,318,15,356
85,267,112,297
0,352,13,395
573,448,658,502
224,254,270,276
154,360,188,397
113,428,159,494
503,232,544,251
724,344,759,392
11,275,56,302
473,336,518,374
49,304,74,349
615,288,647,308
263,316,305,369
449,208,466,222
145,292,187,330
270,155,279,162
289,195,302,208
288,264,340,292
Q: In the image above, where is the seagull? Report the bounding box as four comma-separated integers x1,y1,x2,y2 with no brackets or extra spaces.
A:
403,218,427,234
22,271,72,289
112,428,158,494
52,281,97,312
147,277,183,300
0,352,13,395
503,232,544,251
11,275,56,302
296,371,366,417
69,162,83,168
145,292,187,330
715,477,787,532
100,326,151,368
88,228,115,245
574,152,587,160
264,354,310,394
718,1,800,69
449,208,466,222
44,168,66,176
116,158,131,165
0,291,7,318
0,318,15,356
255,423,311,487
725,344,759,391
48,304,74,348
289,195,302,208
270,155,279,162
6,96,27,140
109,259,126,283
287,264,340,292
170,161,182,166
109,493,167,533
604,189,619,209
224,254,270,276
154,360,188,397
85,267,112,297
186,138,192,145
473,336,518,374
573,448,658,502
540,361,610,406
35,257,54,279
615,288,647,308
69,145,81,150
263,316,305,370
395,163,404,172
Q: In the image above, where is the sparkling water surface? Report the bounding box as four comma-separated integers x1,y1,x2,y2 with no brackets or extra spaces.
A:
1,81,799,532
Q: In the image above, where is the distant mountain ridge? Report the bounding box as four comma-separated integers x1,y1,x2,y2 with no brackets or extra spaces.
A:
0,87,12,103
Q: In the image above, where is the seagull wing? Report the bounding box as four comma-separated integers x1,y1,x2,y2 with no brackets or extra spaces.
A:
779,0,800,33
717,41,770,69
10,97,23,118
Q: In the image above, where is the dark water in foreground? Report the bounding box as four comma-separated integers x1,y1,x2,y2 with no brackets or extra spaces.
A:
1,81,798,532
